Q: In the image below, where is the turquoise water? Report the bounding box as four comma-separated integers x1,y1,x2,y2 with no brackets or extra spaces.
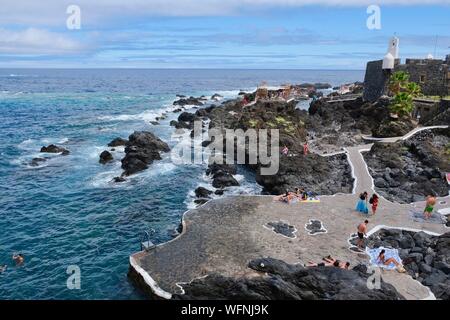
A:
0,69,363,299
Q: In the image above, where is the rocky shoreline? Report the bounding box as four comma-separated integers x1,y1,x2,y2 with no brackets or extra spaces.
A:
173,257,403,300
364,128,450,203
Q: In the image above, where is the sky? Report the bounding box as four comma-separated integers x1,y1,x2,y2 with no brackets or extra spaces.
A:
0,0,449,69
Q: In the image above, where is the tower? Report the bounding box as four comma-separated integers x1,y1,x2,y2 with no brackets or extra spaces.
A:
382,36,399,70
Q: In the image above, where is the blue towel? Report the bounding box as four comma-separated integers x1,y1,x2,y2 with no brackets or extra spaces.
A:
367,247,402,270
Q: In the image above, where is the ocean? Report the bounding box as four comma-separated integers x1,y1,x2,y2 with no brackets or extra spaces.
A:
0,69,363,299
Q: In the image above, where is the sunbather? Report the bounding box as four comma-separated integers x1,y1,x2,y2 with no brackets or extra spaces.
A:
323,256,350,269
377,249,405,272
274,191,295,204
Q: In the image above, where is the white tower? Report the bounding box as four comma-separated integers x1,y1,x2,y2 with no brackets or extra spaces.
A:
382,36,399,70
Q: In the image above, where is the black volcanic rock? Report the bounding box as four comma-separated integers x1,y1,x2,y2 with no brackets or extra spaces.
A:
108,137,128,147
173,258,403,300
195,187,213,198
364,128,449,203
29,157,47,166
99,150,113,164
121,131,170,176
212,173,239,189
178,112,197,123
173,96,204,107
40,144,69,155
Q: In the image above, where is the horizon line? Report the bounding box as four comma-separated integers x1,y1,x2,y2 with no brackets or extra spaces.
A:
0,67,366,71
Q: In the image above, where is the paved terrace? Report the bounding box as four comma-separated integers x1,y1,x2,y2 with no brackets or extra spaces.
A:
130,126,449,300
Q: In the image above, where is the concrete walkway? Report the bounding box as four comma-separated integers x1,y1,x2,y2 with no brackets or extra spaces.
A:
129,126,450,300
362,125,448,143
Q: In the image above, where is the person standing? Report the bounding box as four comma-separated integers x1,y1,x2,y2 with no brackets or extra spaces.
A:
369,194,379,215
423,195,437,219
356,191,369,214
303,142,309,155
357,220,369,249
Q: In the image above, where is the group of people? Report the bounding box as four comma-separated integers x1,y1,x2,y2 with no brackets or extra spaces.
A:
281,142,309,157
357,191,438,219
274,188,315,204
356,220,405,271
355,191,379,215
0,253,25,274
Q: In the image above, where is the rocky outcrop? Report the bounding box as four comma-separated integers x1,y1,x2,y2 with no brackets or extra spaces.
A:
256,153,353,195
307,97,391,152
40,144,70,155
364,128,449,203
372,117,417,138
195,187,213,198
121,131,170,176
173,96,204,107
206,162,239,189
99,150,113,164
203,98,353,195
211,93,223,101
29,157,47,166
173,257,403,300
354,229,450,300
108,137,128,147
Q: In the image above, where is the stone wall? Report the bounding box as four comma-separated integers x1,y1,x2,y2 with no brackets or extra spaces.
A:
412,99,440,124
363,60,392,102
397,59,449,97
363,57,450,102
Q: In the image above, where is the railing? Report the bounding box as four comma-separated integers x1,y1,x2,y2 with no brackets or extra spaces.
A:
140,228,156,251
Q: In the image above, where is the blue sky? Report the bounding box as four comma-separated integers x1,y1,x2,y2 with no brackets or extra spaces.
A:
0,1,449,69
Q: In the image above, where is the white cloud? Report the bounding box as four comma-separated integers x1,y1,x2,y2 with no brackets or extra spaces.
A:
0,0,449,26
0,28,85,55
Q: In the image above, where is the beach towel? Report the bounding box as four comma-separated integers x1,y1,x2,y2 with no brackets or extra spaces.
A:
367,247,402,270
300,197,320,203
410,210,446,224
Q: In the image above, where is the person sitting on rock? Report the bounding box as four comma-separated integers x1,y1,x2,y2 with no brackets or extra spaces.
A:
282,145,289,156
377,249,406,273
423,195,436,219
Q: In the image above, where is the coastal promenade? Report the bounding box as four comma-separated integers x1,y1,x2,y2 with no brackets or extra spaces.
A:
129,126,449,300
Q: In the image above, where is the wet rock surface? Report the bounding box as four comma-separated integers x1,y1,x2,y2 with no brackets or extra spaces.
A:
99,150,113,164
364,128,450,203
121,131,170,176
108,137,128,147
173,257,403,300
40,144,70,155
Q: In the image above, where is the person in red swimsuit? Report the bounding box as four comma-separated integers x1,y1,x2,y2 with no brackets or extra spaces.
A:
370,194,379,215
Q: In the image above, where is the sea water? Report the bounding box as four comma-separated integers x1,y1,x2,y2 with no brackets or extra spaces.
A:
0,69,363,299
